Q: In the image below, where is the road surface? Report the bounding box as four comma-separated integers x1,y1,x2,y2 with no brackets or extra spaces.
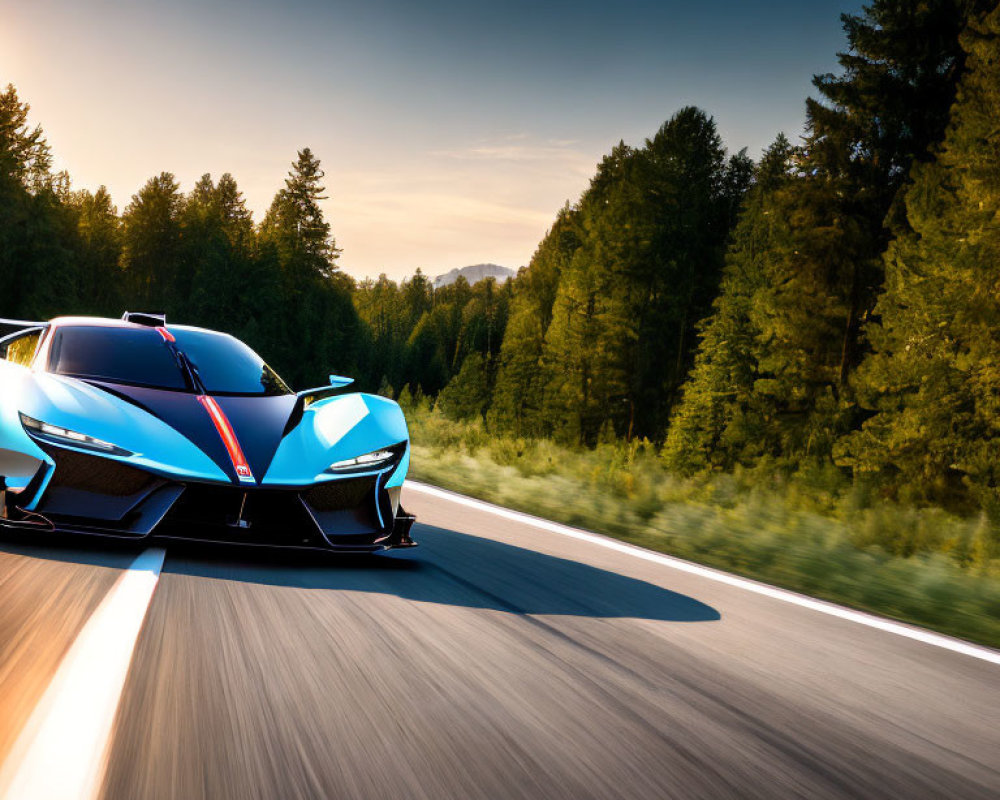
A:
0,483,998,799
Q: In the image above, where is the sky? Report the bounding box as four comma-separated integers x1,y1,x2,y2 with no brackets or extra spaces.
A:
1,0,864,280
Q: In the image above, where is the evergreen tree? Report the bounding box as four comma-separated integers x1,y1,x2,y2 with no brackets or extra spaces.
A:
452,277,508,370
215,172,255,250
0,84,77,317
260,147,340,284
438,352,491,420
68,186,122,315
489,205,581,435
354,274,408,390
0,84,52,188
664,135,797,472
432,275,474,359
402,268,433,328
405,304,454,396
715,0,989,466
539,144,634,444
259,149,361,387
183,173,259,337
625,109,749,436
539,109,744,444
120,172,184,310
840,5,1000,510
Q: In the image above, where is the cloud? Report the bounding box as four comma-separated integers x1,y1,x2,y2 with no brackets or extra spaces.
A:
547,138,580,148
340,191,553,227
431,136,592,174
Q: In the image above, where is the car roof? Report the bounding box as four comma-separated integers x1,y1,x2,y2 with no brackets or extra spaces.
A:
48,316,225,337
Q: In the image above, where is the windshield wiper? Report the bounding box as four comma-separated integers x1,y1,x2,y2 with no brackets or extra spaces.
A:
164,343,206,394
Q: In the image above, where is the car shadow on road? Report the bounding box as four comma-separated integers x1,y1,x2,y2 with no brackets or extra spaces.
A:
161,523,721,623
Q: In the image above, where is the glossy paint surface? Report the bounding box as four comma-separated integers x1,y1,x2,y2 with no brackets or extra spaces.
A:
0,321,411,501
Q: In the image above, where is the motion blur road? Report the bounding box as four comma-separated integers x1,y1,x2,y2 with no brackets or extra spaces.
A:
0,483,998,799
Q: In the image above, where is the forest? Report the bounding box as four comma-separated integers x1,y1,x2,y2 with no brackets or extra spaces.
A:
2,1,1000,636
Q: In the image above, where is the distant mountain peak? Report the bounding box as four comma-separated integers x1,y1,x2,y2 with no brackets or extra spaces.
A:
432,263,514,289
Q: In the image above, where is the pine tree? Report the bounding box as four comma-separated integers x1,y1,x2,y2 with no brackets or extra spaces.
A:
68,186,122,315
258,149,362,387
438,352,491,420
0,84,52,189
539,144,634,444
215,173,255,250
0,84,78,317
120,173,184,311
354,274,408,389
452,277,508,370
489,205,581,436
625,109,747,436
183,173,258,334
839,5,1000,511
402,268,433,328
260,148,340,283
433,275,474,365
664,135,796,473
538,109,744,444
405,305,455,396
715,0,989,467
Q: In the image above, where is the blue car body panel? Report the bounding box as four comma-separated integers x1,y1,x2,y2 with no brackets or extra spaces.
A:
22,373,230,483
0,361,50,489
264,393,409,486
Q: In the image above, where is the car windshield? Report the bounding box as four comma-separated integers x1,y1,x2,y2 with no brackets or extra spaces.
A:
49,326,187,390
172,328,291,396
49,325,292,396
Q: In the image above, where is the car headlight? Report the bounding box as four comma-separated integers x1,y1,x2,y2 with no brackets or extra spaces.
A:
329,448,397,473
20,413,133,457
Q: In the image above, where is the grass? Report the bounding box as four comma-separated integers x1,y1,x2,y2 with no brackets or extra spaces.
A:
403,405,1000,649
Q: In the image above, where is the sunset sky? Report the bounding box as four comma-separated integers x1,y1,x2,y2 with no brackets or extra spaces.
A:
1,0,862,280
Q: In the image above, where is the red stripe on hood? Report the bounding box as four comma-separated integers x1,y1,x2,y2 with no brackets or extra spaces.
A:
197,395,255,483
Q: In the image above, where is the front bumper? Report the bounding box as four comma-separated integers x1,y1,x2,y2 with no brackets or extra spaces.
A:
1,444,416,551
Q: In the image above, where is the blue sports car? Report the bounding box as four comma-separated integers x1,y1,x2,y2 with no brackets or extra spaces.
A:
0,313,416,551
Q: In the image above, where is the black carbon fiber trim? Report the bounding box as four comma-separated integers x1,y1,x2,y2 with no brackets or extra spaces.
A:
301,476,374,512
156,484,328,548
34,444,166,521
44,446,154,497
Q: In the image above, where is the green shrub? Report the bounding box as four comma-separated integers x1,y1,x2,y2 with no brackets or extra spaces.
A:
406,407,1000,647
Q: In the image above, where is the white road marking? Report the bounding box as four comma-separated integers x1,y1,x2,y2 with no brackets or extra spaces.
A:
407,481,1000,666
0,548,165,800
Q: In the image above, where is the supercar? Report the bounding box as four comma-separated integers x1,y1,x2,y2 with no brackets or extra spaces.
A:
0,313,416,551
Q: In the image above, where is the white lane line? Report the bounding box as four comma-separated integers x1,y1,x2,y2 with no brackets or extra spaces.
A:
407,481,1000,666
0,548,166,800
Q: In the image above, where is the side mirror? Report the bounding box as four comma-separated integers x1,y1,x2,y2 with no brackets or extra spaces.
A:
295,374,355,411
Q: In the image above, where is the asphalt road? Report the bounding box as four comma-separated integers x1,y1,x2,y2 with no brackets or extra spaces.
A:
1,484,999,799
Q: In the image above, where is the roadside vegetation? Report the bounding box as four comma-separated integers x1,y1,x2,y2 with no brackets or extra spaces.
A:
405,403,1000,648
